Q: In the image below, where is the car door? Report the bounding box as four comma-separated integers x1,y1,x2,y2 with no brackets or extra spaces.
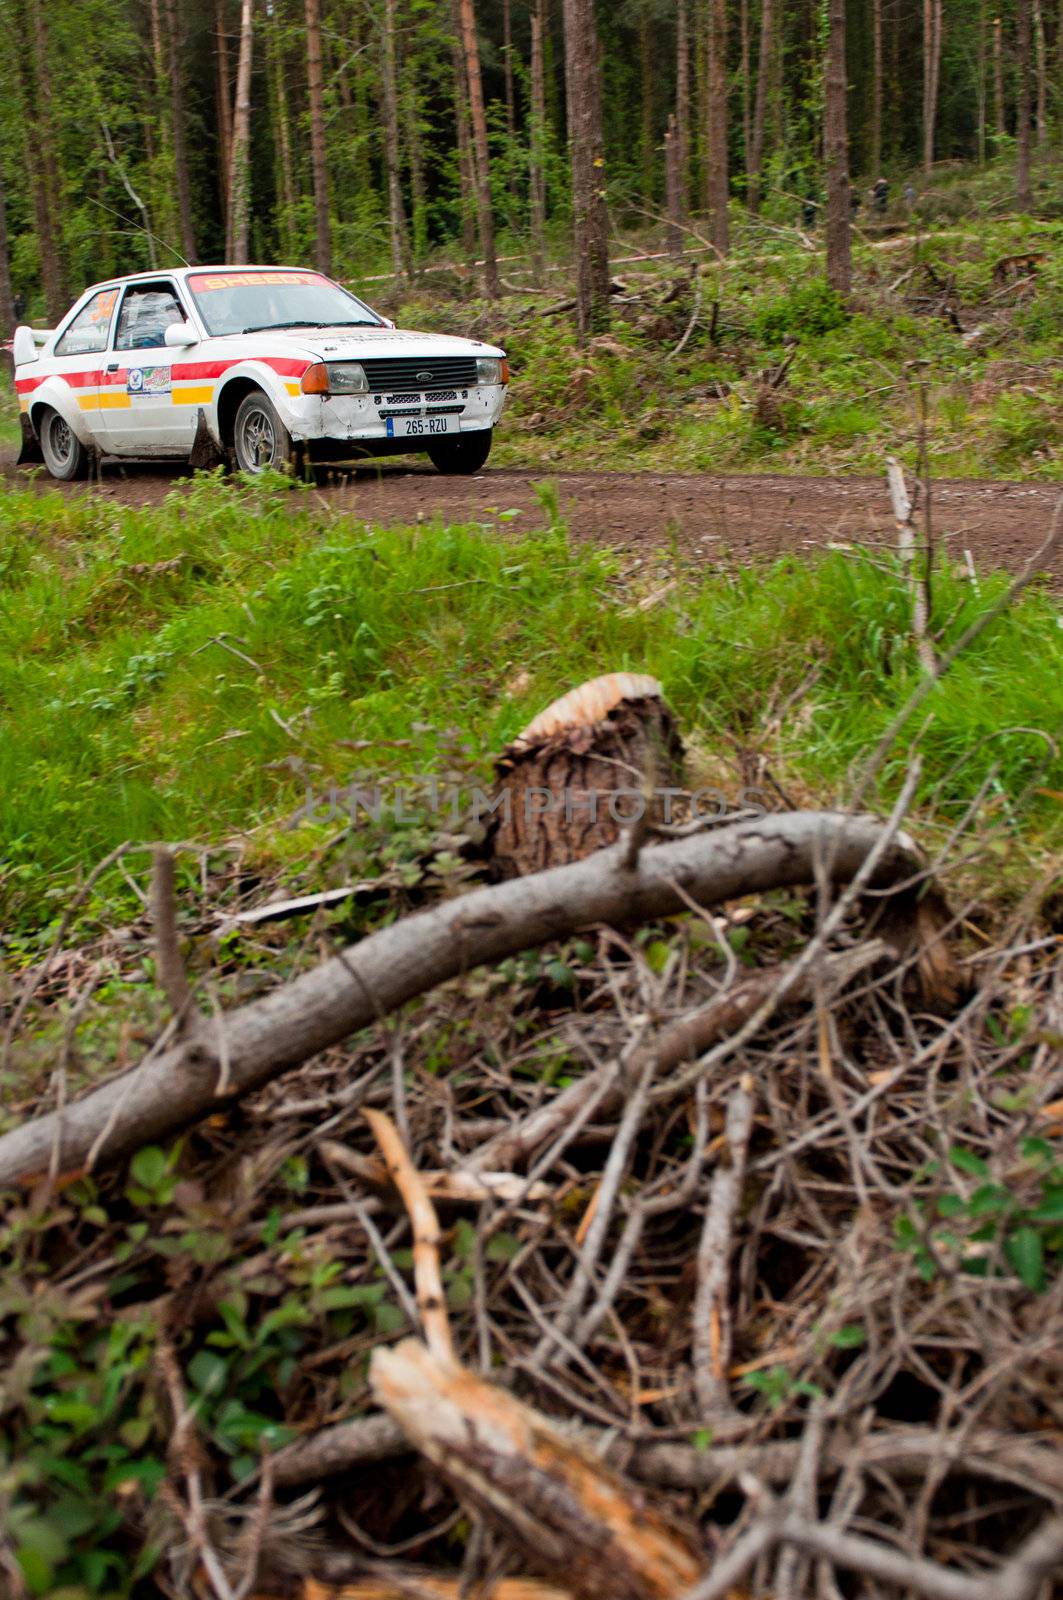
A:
98,280,199,454
45,287,121,435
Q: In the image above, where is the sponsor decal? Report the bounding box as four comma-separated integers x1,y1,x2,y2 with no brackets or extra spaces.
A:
127,365,172,395
188,271,325,292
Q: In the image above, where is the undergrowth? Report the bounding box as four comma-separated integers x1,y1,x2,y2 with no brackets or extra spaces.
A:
368,156,1063,480
0,472,1060,950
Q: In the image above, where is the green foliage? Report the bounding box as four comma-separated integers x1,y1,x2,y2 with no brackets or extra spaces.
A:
894,1138,1063,1292
751,280,849,344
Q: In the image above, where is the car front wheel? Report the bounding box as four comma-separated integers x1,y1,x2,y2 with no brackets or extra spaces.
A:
233,391,296,475
38,408,90,481
427,427,493,475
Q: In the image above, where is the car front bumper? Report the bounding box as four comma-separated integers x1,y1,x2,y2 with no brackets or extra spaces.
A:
283,383,507,445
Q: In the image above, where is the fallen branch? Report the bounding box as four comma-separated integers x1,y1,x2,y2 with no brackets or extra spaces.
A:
692,1078,754,1416
0,813,926,1187
363,1109,454,1366
370,1339,702,1600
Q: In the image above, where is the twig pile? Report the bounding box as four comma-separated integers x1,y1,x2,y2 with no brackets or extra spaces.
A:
2,797,1061,1599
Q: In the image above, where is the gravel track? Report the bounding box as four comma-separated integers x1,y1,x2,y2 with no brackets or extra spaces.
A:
3,453,1061,579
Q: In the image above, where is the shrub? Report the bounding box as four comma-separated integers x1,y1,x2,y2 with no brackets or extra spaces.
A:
752,280,849,344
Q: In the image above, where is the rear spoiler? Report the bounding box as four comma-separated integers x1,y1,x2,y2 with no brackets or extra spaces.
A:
12,325,52,366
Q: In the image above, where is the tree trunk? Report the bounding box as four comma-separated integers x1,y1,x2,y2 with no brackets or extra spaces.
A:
382,0,412,279
214,0,233,223
0,167,15,338
923,0,943,174
871,0,883,176
665,116,683,259
304,0,331,273
530,0,548,281
503,0,517,201
458,0,500,297
267,5,297,259
1033,0,1048,144
993,11,1006,138
739,0,752,176
563,0,611,338
824,0,851,296
164,0,197,263
487,676,685,879
225,0,254,261
11,0,65,322
676,0,690,207
747,0,774,211
405,57,429,267
1017,0,1034,208
450,7,478,269
640,10,654,202
149,0,174,245
29,0,67,317
976,2,988,166
707,0,729,253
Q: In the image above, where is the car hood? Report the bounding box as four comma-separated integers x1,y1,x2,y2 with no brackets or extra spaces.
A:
217,327,505,362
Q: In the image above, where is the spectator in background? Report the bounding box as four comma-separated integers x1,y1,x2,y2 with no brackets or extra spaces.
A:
873,176,889,215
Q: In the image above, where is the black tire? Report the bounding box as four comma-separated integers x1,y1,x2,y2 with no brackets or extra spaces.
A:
427,427,493,476
232,390,296,475
38,407,90,482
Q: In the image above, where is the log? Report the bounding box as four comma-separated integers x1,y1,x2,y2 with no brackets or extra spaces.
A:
0,812,926,1188
487,673,686,878
370,1339,702,1600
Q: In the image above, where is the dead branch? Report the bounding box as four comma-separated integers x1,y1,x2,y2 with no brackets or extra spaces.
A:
466,942,884,1174
679,1491,1063,1600
150,846,198,1031
302,1575,573,1599
363,1109,454,1366
886,455,936,676
0,812,928,1188
692,1078,755,1416
370,1339,702,1600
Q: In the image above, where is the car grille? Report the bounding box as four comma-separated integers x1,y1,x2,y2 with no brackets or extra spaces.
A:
363,356,478,391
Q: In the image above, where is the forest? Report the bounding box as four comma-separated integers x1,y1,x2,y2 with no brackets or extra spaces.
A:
2,3,1063,1600
0,0,1058,327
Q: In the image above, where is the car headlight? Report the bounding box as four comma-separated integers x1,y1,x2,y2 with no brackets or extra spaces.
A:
476,357,504,385
325,362,369,394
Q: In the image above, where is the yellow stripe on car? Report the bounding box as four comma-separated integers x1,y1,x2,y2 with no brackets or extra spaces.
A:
97,393,132,410
172,385,214,405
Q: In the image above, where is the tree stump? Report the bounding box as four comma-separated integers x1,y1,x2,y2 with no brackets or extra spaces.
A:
486,673,685,879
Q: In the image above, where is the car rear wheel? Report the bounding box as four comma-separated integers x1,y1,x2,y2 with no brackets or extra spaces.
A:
38,408,90,482
427,428,493,475
233,391,296,475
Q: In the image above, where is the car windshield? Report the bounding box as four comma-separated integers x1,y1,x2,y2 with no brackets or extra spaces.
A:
186,270,382,337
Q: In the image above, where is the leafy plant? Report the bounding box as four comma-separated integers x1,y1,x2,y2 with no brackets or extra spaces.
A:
894,1139,1063,1291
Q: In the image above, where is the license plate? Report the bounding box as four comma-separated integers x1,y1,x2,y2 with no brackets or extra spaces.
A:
386,415,457,438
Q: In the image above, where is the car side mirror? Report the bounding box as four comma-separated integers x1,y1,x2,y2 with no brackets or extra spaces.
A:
380,317,396,330
164,322,199,348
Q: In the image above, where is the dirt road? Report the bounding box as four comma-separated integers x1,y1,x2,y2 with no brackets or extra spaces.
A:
3,453,1061,579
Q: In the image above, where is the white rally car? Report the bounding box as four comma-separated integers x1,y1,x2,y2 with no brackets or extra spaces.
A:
13,265,509,479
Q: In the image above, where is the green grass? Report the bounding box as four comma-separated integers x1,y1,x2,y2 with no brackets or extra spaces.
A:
1,472,1061,944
